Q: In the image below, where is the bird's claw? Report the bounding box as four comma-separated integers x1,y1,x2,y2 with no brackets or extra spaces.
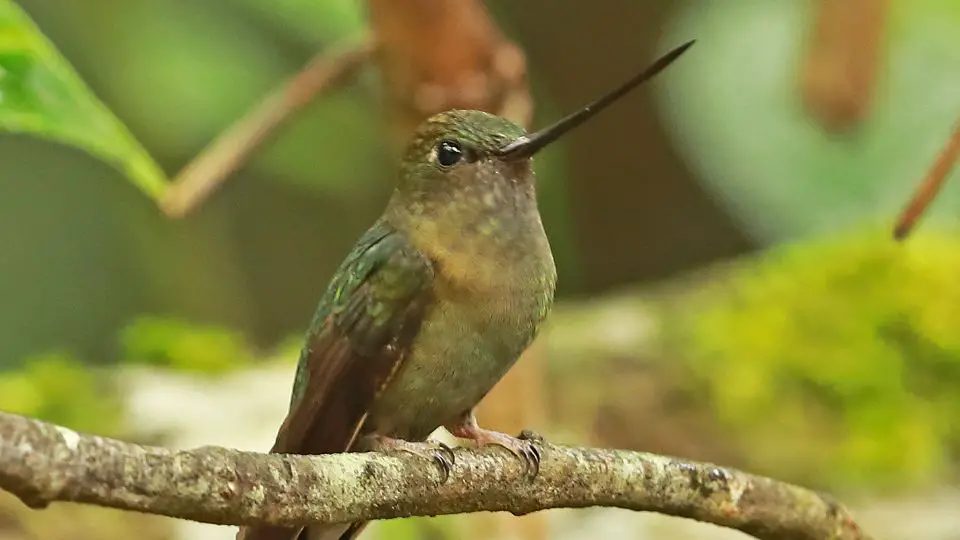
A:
366,435,456,482
476,430,544,480
429,440,457,480
445,413,546,479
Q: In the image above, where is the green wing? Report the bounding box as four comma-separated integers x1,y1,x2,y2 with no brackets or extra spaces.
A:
271,219,434,455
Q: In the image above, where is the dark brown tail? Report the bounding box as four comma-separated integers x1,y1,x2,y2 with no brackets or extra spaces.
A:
236,525,301,540
235,504,368,540
237,522,360,540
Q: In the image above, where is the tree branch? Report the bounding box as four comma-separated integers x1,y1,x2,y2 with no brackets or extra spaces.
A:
893,114,960,240
367,0,532,143
799,0,887,132
0,412,871,540
159,38,375,219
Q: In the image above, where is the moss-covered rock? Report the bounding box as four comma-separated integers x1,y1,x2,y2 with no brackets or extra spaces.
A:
671,230,960,490
0,351,123,437
119,316,255,375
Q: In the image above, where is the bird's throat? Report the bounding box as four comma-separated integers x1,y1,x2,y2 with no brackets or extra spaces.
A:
388,183,550,294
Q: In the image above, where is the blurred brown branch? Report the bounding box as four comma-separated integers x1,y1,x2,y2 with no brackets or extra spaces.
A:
0,411,873,540
160,38,375,218
893,115,960,240
364,3,542,538
368,0,531,143
800,0,887,132
161,0,532,218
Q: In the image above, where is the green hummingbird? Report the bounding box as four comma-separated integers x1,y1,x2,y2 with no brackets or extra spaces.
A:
237,39,694,540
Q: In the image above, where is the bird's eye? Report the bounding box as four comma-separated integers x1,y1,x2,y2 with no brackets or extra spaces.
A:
435,140,464,168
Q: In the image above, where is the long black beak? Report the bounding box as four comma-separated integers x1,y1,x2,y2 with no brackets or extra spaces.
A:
494,39,695,161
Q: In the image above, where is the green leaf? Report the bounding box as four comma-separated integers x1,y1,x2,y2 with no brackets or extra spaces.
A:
0,1,167,199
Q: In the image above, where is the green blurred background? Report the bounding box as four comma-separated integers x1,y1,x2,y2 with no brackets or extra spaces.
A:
3,0,960,539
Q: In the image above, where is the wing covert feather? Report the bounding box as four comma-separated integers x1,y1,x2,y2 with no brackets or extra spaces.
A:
238,221,433,540
271,220,434,455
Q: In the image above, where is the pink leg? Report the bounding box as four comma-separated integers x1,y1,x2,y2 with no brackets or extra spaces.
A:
444,410,543,478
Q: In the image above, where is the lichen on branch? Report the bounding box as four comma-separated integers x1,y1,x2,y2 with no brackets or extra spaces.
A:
0,411,871,540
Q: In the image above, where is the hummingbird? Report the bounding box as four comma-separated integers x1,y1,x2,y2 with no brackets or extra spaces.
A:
237,39,694,540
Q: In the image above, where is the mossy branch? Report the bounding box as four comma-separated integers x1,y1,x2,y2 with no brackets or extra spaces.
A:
0,411,871,540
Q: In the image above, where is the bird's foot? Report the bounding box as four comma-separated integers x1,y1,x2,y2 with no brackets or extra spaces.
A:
361,434,456,482
446,415,544,479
